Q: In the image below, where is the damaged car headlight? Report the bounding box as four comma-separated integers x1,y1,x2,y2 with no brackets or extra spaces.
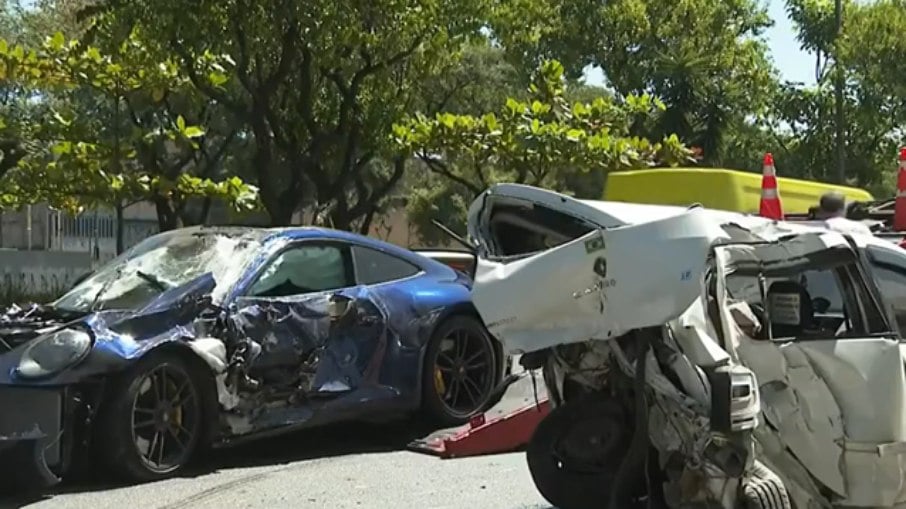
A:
709,364,761,433
16,328,93,379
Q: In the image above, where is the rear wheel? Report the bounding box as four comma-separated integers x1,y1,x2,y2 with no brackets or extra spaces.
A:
95,350,209,483
421,315,498,426
526,395,646,509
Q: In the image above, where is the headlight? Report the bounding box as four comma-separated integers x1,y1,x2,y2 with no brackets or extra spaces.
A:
16,328,93,379
709,364,761,433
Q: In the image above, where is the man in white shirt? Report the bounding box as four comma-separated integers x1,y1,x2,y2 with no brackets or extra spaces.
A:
812,191,874,236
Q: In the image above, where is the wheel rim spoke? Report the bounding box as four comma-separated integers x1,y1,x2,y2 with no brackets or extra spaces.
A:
454,332,467,360
134,418,157,429
151,368,167,405
437,351,456,367
463,350,488,370
168,426,187,452
156,431,167,466
445,378,461,403
461,376,481,406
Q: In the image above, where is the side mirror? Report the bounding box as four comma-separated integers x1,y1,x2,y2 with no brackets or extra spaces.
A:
812,297,831,314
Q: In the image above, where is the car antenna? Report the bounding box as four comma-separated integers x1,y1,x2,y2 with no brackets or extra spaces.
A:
430,219,475,253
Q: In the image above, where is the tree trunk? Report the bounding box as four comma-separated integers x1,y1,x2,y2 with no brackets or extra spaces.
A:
154,197,180,231
115,202,125,255
268,204,295,226
358,210,375,235
198,197,212,225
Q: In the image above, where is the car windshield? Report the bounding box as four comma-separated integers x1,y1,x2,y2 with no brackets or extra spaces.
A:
52,229,266,313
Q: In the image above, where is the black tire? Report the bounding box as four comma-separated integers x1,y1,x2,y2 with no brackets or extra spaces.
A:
94,350,210,483
742,461,793,509
526,395,646,509
421,314,498,426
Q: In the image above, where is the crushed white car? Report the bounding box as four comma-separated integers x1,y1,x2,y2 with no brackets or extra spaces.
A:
467,183,906,509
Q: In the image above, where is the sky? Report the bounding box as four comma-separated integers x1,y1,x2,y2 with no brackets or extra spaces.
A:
585,0,815,86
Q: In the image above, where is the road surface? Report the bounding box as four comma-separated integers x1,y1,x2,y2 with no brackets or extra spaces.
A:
1,422,552,509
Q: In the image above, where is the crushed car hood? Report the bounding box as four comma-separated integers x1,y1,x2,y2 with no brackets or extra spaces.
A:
0,273,219,383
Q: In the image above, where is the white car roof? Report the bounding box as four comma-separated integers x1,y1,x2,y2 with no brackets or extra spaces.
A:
469,183,846,244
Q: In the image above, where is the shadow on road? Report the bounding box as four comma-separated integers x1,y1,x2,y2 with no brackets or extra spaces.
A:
2,418,442,506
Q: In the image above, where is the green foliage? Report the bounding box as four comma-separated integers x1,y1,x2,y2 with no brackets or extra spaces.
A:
394,59,693,241
488,0,777,167
743,0,906,193
5,0,906,249
0,30,260,221
97,0,490,229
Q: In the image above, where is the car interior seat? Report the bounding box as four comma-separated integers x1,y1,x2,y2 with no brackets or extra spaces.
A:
766,280,814,339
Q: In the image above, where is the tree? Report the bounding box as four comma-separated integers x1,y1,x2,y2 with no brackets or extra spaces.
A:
488,0,778,167
757,0,906,193
393,60,692,243
93,0,489,231
0,31,260,251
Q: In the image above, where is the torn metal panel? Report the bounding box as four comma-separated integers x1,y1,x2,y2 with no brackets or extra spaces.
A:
209,282,448,438
796,339,906,507
228,287,390,396
472,209,728,355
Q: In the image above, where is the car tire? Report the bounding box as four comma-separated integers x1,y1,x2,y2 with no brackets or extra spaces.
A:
526,395,646,509
742,461,793,509
421,314,498,427
94,349,210,483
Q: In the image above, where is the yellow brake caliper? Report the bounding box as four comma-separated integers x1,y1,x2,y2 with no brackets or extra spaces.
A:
434,366,446,398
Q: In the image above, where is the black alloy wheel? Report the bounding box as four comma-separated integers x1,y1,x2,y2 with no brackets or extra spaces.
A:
130,364,201,474
422,315,497,425
96,351,209,483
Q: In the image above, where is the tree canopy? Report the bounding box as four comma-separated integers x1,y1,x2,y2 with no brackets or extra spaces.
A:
1,0,906,248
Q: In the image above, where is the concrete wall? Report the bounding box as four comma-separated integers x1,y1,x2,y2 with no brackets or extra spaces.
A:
0,249,92,296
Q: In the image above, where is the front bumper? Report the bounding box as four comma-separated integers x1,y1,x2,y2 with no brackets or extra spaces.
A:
0,386,65,490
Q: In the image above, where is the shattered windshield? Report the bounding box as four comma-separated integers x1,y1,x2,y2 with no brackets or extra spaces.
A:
52,229,266,313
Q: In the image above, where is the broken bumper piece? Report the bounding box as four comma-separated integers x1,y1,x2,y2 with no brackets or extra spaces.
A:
0,387,65,491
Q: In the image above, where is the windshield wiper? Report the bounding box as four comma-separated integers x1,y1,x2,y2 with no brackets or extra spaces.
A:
89,264,125,312
136,270,170,292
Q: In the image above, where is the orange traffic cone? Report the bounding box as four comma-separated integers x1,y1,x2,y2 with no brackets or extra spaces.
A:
894,148,906,232
759,153,784,220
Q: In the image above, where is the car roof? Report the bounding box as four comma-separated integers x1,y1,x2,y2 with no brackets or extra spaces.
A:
470,183,836,240
172,224,441,269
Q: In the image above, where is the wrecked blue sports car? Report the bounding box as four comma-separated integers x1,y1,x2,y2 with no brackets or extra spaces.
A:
0,226,504,489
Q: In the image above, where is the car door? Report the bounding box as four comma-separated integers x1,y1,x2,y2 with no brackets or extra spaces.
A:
231,240,378,396
714,242,906,507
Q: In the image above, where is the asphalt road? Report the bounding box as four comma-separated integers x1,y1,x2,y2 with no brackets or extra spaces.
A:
1,422,552,509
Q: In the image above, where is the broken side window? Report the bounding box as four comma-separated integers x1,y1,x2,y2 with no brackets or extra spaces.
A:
484,203,594,258
725,265,859,341
351,245,422,285
865,245,906,334
248,243,355,298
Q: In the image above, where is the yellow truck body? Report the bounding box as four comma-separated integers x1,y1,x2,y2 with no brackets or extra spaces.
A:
604,167,874,214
